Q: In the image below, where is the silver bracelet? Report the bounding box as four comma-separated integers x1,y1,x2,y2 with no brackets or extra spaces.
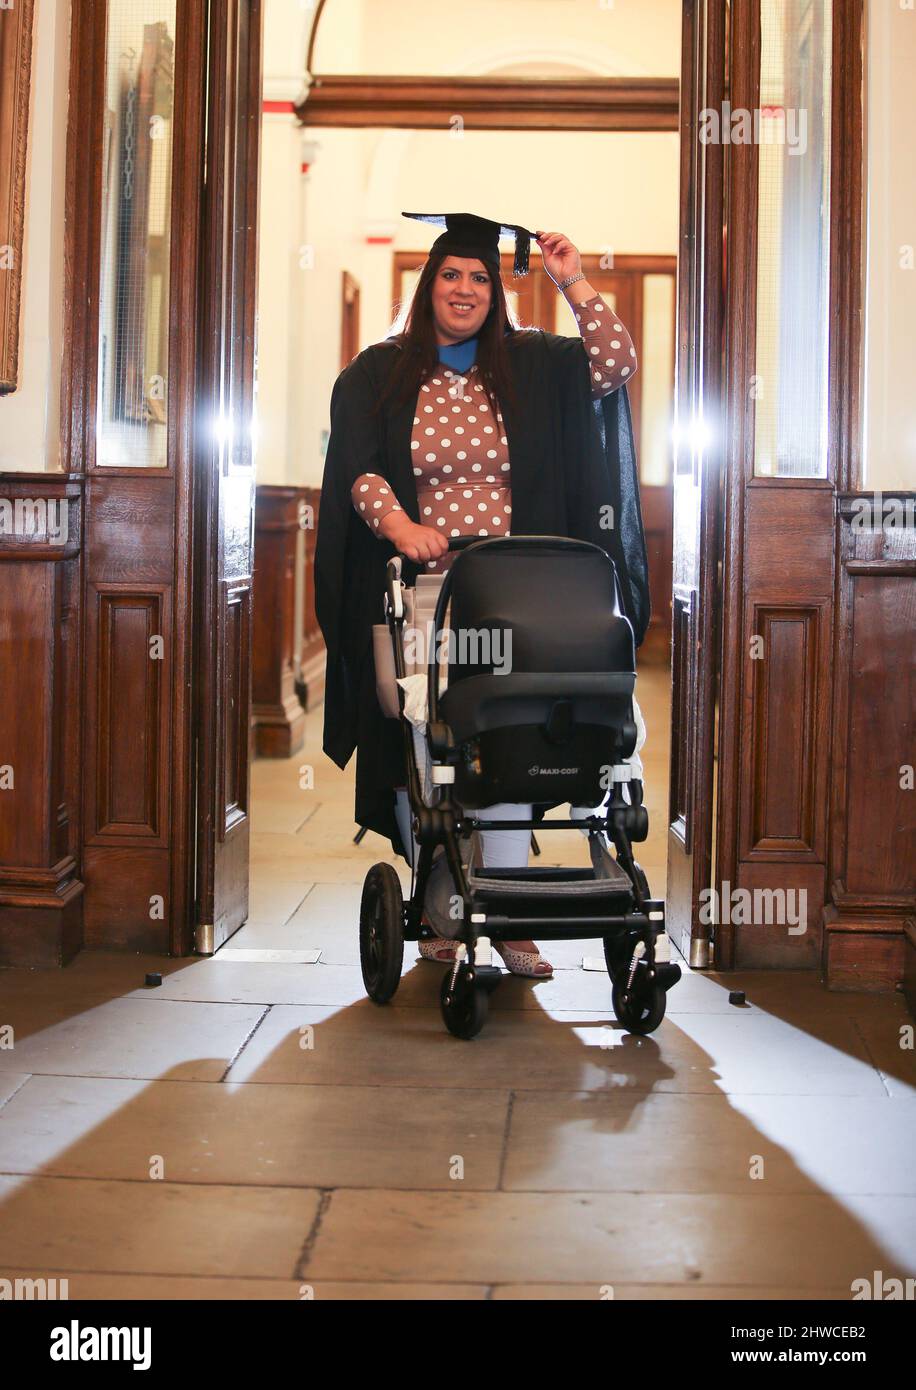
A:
558,271,585,291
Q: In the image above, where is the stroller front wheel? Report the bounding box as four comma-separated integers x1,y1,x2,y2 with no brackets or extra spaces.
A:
360,863,405,1004
612,966,666,1035
440,965,488,1039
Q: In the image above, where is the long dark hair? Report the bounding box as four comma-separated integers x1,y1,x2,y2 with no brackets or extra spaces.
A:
377,251,521,420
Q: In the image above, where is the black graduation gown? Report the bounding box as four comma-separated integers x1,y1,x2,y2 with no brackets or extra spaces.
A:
314,328,650,858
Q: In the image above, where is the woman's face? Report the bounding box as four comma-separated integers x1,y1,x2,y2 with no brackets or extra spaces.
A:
430,256,493,343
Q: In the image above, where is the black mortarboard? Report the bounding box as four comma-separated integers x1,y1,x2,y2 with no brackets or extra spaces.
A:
402,211,536,278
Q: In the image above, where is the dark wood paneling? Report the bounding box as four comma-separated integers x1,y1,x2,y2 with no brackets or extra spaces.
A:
727,482,836,965
54,0,207,959
668,588,695,850
743,484,835,596
340,270,360,372
220,581,251,838
85,477,177,581
716,0,867,973
641,485,673,658
85,586,171,844
252,486,306,757
665,0,725,968
194,0,262,953
732,861,825,969
0,561,54,863
741,601,830,859
828,0,865,492
843,576,914,897
82,845,170,950
825,496,916,990
904,921,916,1018
0,479,84,966
300,488,324,709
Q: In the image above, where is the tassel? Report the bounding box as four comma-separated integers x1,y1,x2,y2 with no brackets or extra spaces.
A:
513,228,530,278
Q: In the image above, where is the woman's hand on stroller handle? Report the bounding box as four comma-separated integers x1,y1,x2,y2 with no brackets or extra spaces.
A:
379,511,450,564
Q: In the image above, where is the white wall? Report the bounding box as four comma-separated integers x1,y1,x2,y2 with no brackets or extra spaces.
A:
312,0,682,77
0,0,70,473
864,0,916,490
258,0,681,486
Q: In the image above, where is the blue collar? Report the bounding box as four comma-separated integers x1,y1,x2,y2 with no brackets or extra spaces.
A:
437,336,478,372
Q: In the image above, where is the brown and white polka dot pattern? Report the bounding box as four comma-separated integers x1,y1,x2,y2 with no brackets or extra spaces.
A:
352,474,404,533
351,295,636,572
572,293,638,393
408,368,512,573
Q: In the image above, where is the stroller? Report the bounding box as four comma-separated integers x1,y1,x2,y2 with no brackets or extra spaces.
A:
359,534,681,1039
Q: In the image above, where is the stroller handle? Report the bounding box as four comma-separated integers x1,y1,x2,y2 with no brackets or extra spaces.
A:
446,533,600,554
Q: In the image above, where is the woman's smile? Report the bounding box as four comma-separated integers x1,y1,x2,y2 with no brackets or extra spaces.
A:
431,256,493,342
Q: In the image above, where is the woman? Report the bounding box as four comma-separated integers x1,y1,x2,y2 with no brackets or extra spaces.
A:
315,212,649,978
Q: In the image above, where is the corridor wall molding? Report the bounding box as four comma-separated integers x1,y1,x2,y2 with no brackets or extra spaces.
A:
296,75,680,132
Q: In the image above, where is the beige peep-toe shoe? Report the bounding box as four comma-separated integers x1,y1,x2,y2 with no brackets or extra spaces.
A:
494,943,554,979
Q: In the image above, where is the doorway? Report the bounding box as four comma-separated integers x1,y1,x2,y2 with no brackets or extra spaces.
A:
239,0,683,955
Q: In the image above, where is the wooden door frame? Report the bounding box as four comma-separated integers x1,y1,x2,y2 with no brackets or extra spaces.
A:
714,0,866,969
193,0,263,955
57,0,207,956
664,0,727,968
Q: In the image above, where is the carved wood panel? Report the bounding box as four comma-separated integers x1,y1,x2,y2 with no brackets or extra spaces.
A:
740,601,829,859
830,501,916,912
0,476,84,966
86,586,171,844
219,580,251,842
669,587,696,851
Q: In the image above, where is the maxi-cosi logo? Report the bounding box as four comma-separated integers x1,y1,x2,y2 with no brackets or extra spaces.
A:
49,1320,151,1371
529,765,579,776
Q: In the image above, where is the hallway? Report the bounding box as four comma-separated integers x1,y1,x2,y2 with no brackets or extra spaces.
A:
1,666,914,1299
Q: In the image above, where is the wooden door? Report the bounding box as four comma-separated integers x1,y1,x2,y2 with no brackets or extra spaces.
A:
665,0,726,967
193,0,263,954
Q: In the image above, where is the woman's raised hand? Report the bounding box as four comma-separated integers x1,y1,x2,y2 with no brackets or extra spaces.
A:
379,511,450,564
536,231,582,286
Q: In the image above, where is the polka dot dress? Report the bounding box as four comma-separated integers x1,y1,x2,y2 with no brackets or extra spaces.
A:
351,294,636,572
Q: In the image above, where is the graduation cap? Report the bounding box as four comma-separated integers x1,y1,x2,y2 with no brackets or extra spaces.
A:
402,211,536,278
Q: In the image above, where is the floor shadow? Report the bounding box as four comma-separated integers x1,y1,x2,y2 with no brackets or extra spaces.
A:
0,945,914,1297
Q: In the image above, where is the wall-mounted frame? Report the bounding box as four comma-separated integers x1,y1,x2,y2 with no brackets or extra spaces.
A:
0,0,35,395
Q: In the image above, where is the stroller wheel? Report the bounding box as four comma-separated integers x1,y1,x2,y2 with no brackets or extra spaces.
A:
440,965,488,1040
612,966,666,1035
360,864,404,1004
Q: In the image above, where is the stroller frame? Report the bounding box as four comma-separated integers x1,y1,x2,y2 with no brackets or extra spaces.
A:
359,535,680,1038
